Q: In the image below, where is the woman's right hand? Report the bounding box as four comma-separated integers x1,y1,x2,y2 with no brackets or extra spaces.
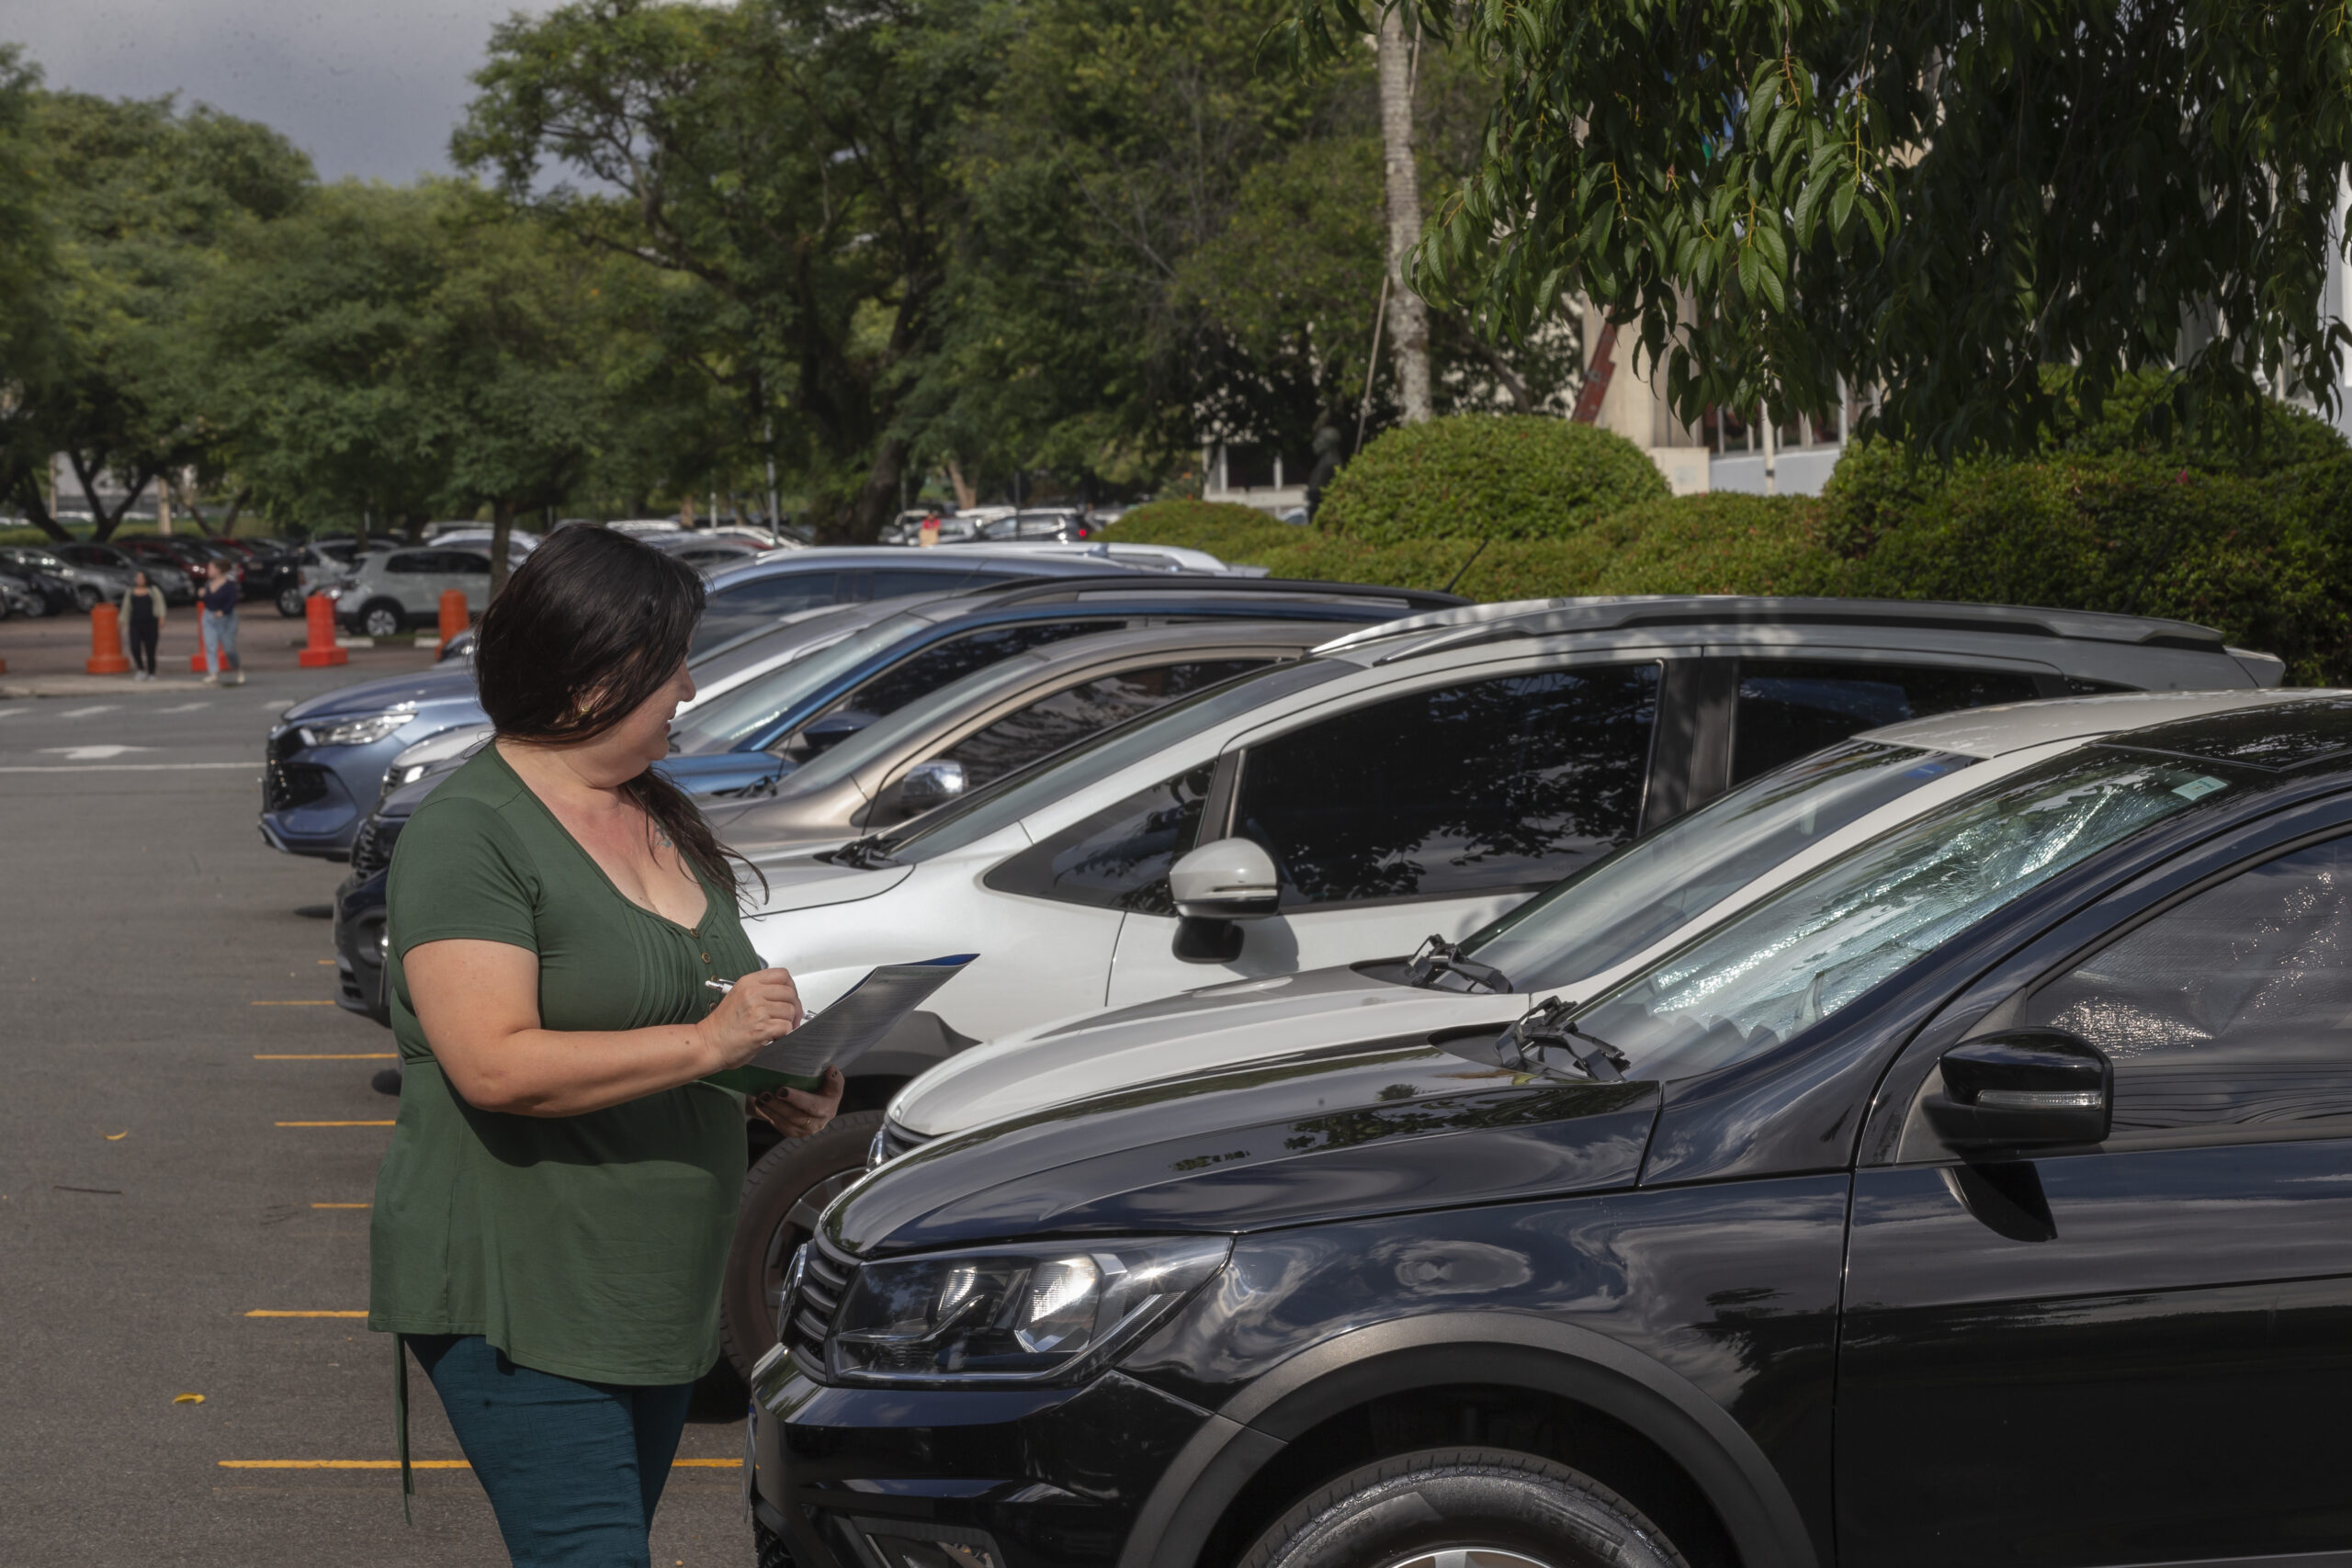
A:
698,967,805,1069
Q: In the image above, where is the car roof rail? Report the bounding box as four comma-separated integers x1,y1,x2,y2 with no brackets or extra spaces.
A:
953,574,1467,614
1319,593,2234,664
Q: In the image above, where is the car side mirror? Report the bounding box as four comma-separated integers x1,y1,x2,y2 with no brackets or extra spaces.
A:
899,759,967,807
801,710,878,754
1924,1029,2111,1151
1170,837,1281,919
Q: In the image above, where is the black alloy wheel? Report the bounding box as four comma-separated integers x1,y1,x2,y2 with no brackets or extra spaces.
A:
358,600,405,638
277,583,306,617
718,1110,882,1381
1240,1450,1691,1568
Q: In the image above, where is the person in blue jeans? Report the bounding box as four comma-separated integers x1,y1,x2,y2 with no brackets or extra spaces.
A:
198,561,241,685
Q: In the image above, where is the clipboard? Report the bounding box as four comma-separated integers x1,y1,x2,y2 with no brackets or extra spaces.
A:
702,954,976,1095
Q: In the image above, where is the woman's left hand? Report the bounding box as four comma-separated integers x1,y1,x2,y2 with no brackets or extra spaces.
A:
751,1066,844,1141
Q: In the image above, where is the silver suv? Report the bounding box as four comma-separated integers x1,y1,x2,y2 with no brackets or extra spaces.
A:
325,547,493,637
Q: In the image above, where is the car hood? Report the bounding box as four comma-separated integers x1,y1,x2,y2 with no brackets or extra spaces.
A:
890,964,1528,1138
283,668,479,723
831,1036,1657,1258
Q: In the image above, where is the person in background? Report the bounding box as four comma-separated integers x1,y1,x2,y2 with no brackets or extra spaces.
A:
121,570,165,681
198,560,242,686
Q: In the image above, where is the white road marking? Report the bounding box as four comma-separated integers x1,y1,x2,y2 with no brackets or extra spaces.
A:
158,702,213,714
0,761,256,773
55,705,119,718
40,745,155,761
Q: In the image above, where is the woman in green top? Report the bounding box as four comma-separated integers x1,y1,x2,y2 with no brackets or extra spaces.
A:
370,526,842,1567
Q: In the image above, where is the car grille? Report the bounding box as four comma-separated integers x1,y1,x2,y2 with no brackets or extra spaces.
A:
264,762,331,812
350,816,403,874
871,1118,933,1168
784,1232,857,1377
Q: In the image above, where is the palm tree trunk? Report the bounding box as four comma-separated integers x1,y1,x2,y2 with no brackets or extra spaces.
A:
1378,7,1431,423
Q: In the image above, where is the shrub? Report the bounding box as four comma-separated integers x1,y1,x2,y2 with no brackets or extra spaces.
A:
1556,493,1834,597
1105,499,1298,562
1314,414,1670,544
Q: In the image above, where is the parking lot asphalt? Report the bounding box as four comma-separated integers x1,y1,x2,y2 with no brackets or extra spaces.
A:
0,666,752,1566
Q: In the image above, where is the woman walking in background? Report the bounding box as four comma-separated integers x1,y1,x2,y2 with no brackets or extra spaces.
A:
121,570,164,681
369,527,840,1567
198,560,241,686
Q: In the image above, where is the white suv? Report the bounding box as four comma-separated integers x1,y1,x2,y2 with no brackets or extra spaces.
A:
326,546,497,637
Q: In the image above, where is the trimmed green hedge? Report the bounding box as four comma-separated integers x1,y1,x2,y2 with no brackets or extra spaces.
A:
1315,415,1669,544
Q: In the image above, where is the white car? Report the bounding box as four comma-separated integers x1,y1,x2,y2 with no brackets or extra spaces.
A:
743,596,2279,1055
707,683,2313,1373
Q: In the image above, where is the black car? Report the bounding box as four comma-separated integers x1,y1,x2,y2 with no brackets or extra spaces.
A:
0,558,74,615
753,694,2352,1568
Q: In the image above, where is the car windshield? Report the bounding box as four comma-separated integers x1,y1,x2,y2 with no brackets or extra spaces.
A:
1571,747,2246,1081
1459,742,1981,992
672,612,934,753
772,655,1050,798
875,659,1350,865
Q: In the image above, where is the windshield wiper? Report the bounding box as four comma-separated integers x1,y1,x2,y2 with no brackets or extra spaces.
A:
1497,996,1629,1083
825,834,901,870
1403,934,1512,994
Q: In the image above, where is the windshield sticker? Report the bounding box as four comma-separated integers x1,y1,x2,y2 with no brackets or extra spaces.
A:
2172,775,2228,801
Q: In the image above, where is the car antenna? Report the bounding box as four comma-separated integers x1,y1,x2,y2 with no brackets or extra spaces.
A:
1440,536,1490,595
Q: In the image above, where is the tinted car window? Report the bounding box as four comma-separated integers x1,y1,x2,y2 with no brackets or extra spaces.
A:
944,660,1270,788
1234,663,1660,908
2019,833,2352,1142
778,620,1117,760
448,552,492,575
695,570,844,655
1732,660,2042,783
986,763,1217,913
386,552,437,575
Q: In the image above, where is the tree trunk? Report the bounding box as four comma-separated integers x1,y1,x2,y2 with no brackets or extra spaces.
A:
489,501,516,599
1378,7,1432,423
945,457,976,511
847,436,910,544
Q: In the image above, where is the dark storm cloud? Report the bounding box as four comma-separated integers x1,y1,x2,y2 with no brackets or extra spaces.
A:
0,1,541,181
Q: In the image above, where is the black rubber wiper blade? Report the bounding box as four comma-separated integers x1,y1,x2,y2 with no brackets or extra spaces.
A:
1497,996,1631,1083
1402,934,1512,994
825,834,901,870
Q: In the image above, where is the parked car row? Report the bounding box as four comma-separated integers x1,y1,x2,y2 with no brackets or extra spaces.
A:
270,561,2351,1566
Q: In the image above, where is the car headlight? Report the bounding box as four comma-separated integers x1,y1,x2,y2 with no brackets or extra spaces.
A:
826,1236,1229,1386
300,712,410,748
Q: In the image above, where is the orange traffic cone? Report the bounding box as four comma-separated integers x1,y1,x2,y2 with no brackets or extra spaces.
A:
87,604,130,675
299,593,348,668
437,588,468,650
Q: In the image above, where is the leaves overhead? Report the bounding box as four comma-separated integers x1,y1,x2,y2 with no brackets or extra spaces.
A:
1285,0,2352,461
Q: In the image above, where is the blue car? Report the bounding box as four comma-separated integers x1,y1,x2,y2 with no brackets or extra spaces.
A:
657,575,1468,803
261,666,492,858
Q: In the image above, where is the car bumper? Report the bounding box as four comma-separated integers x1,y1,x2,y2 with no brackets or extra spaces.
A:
751,1359,1213,1568
332,869,390,1024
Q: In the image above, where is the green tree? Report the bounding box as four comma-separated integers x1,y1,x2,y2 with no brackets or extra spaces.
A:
1290,0,2352,460
0,48,62,525
457,0,989,541
6,87,312,539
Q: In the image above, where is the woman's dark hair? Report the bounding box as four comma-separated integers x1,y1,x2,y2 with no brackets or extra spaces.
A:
474,526,757,899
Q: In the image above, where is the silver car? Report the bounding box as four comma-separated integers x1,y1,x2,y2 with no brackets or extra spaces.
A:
323,546,498,637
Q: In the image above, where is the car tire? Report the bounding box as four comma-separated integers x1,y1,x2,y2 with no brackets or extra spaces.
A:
19,591,46,618
277,584,306,617
1239,1450,1690,1568
74,584,100,612
358,599,405,638
754,1517,793,1568
718,1110,884,1381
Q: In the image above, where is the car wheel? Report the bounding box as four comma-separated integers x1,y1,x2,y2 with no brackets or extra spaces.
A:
358,600,405,638
1240,1450,1690,1568
277,584,306,617
19,591,46,618
74,584,100,612
718,1110,883,1381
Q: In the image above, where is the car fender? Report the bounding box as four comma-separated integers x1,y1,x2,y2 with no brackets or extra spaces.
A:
1116,1311,1822,1568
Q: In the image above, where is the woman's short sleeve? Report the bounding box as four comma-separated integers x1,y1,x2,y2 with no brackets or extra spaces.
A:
386,795,540,957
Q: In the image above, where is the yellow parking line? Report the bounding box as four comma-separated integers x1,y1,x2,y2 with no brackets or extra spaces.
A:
243,1310,368,1318
317,959,336,964
252,1000,338,1007
219,1458,742,1470
274,1121,395,1128
311,1202,370,1210
254,1054,396,1060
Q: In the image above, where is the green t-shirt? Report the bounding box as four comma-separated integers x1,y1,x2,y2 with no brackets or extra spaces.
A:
368,744,759,1385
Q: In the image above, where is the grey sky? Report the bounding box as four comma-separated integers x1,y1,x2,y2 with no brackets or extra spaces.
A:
0,1,545,183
